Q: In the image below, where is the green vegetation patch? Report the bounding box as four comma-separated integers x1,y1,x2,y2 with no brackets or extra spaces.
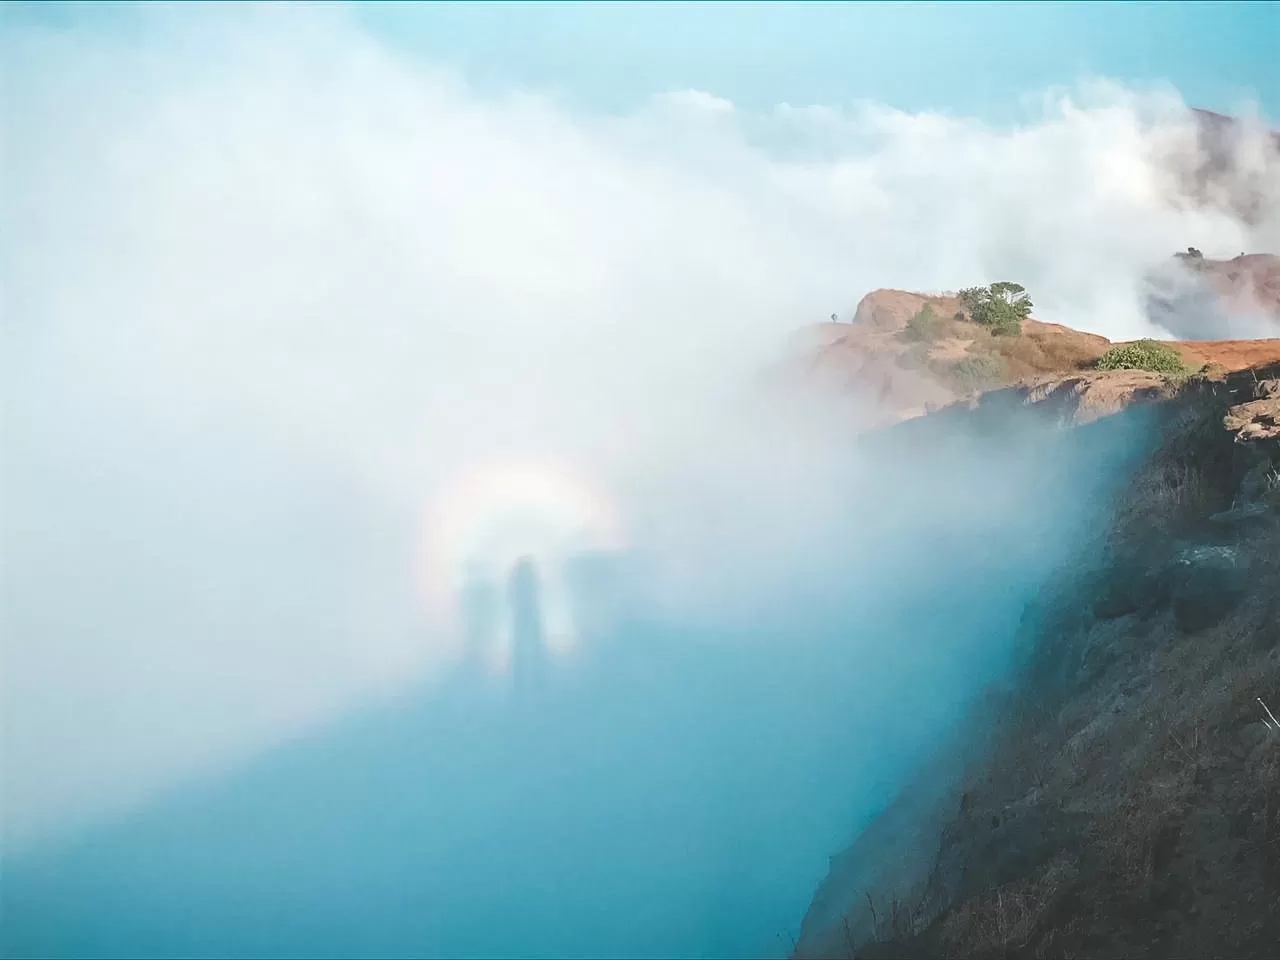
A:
1095,339,1188,374
957,282,1032,337
902,302,940,342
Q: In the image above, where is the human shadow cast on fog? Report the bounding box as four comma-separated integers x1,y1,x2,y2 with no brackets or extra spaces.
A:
0,406,1159,960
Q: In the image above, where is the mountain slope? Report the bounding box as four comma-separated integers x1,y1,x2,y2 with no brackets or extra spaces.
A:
796,361,1280,959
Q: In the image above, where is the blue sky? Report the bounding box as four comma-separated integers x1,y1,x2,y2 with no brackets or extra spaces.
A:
356,1,1279,120
7,1,1278,120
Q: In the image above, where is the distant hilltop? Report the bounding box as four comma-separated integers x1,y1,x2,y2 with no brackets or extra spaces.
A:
778,263,1280,428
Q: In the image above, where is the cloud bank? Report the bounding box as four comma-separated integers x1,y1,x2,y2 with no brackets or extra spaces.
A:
2,4,1275,858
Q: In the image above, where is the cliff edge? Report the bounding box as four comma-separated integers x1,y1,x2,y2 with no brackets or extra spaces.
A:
796,360,1280,959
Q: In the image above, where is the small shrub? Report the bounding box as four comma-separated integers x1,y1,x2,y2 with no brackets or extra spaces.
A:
956,282,1031,337
1095,340,1188,374
903,303,940,342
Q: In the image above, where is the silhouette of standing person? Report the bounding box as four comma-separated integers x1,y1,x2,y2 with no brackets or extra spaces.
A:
508,556,549,699
459,566,498,682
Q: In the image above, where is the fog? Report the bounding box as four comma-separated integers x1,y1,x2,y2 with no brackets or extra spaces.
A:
0,6,1272,958
1142,254,1280,339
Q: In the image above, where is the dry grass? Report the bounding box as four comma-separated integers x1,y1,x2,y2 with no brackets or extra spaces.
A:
1265,465,1280,496
995,321,1110,379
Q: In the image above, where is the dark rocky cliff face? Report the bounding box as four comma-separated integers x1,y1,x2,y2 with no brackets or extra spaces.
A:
798,365,1280,960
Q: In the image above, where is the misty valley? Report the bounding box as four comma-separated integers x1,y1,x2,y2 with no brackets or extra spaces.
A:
4,4,1279,959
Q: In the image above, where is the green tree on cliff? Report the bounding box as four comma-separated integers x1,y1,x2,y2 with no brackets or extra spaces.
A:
957,282,1032,337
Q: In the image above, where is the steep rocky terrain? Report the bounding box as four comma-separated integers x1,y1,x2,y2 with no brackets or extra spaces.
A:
795,349,1280,957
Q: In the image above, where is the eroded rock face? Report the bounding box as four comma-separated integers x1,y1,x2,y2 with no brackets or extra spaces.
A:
1225,398,1280,440
1016,372,1175,426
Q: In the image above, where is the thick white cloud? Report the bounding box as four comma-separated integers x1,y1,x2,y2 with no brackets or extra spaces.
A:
1,6,1274,849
